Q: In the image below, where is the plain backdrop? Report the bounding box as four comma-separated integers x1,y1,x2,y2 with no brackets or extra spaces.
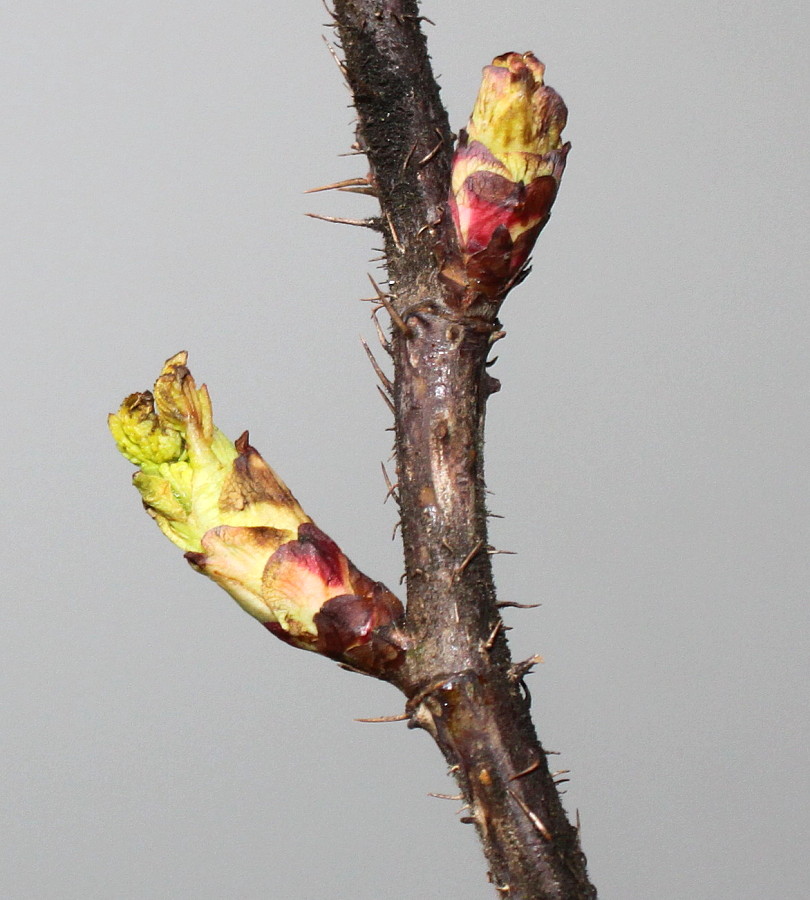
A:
2,2,808,898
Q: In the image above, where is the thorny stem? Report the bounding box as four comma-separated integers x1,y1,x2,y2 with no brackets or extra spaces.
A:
331,1,596,897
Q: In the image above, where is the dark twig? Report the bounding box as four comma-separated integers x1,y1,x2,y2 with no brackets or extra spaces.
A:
332,3,594,898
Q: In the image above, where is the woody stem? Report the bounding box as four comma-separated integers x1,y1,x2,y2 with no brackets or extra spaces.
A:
333,1,596,897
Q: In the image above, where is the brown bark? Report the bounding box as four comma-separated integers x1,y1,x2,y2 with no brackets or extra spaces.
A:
331,1,596,897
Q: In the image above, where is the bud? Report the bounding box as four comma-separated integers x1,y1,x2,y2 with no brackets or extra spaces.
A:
109,353,405,673
444,52,569,300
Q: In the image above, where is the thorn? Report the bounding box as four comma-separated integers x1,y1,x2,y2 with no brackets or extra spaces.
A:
385,212,405,253
488,512,505,519
305,176,375,196
366,272,391,299
392,519,401,540
508,758,541,782
510,655,544,681
487,547,517,556
489,329,507,344
377,384,396,415
366,286,405,342
483,619,504,651
552,769,571,779
355,712,409,723
416,213,444,240
305,212,380,229
496,600,541,609
321,34,348,79
320,0,337,25
398,12,436,26
485,355,499,367
378,293,412,337
370,309,393,356
427,792,463,801
418,129,444,166
380,461,399,503
508,789,552,841
448,764,460,774
576,808,582,835
335,186,376,196
453,539,484,581
360,336,394,394
401,140,418,173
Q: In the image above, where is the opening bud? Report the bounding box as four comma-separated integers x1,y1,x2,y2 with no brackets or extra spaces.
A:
110,353,406,674
443,52,570,302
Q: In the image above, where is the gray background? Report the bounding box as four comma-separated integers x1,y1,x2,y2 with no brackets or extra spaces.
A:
2,1,808,897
